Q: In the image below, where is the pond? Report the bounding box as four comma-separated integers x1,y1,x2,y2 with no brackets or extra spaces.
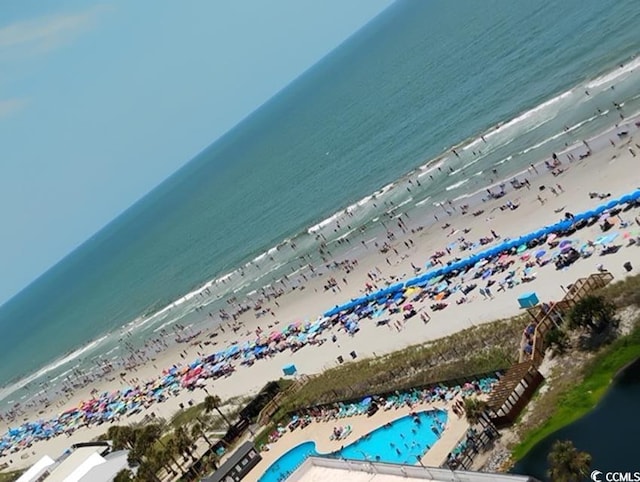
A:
513,357,640,480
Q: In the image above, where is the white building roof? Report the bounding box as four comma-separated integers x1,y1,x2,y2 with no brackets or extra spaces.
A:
288,457,539,482
44,448,105,482
15,455,56,482
78,450,131,482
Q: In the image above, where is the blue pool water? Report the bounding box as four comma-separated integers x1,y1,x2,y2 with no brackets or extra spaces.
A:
258,409,448,482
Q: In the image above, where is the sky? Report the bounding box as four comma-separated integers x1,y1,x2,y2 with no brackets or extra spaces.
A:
0,0,394,305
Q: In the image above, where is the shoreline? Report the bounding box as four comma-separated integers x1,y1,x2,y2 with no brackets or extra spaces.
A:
2,97,637,406
2,109,640,471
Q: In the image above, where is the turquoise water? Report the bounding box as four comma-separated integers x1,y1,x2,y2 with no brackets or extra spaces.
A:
260,442,318,482
1,0,640,402
258,409,447,482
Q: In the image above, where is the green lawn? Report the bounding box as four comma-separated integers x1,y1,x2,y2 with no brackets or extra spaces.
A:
512,324,640,460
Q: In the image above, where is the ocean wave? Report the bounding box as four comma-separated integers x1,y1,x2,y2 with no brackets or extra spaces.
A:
0,335,108,402
485,89,574,140
586,56,640,90
462,155,485,170
418,161,443,177
446,178,470,191
520,113,600,155
330,229,356,243
49,368,74,384
307,209,346,234
414,196,431,207
152,315,187,334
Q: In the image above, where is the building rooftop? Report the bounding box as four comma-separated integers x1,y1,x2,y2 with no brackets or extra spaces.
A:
288,457,540,482
44,447,105,482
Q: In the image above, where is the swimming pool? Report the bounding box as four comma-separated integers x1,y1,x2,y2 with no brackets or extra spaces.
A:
258,409,447,482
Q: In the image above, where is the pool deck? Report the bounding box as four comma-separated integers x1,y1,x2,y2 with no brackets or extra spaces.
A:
246,399,469,481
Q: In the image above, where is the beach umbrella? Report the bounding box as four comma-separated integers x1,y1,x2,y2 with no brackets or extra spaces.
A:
547,234,557,243
594,205,608,215
428,275,444,286
516,244,528,254
595,233,619,245
435,282,449,293
530,228,548,239
404,278,421,288
560,245,573,253
482,269,493,279
606,232,619,242
604,199,619,210
534,249,546,258
323,305,341,317
520,253,531,260
404,286,419,296
475,259,489,268
361,396,373,406
558,239,573,248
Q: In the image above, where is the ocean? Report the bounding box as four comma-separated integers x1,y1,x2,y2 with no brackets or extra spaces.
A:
1,0,640,405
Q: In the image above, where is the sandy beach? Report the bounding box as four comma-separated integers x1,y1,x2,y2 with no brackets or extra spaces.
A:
3,116,640,472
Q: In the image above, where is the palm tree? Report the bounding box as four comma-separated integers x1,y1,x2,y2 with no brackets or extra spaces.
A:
463,397,499,437
148,446,177,479
191,417,213,447
174,425,201,480
108,425,135,451
547,440,592,482
569,295,617,334
114,468,133,482
175,426,196,462
164,437,187,474
463,397,488,425
204,394,233,429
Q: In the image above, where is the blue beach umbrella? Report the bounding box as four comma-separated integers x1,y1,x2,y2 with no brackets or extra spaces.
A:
594,205,608,215
604,199,619,210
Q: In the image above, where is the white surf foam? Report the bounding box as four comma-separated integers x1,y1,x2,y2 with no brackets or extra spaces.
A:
446,178,470,191
0,335,108,402
586,57,640,90
415,196,431,207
